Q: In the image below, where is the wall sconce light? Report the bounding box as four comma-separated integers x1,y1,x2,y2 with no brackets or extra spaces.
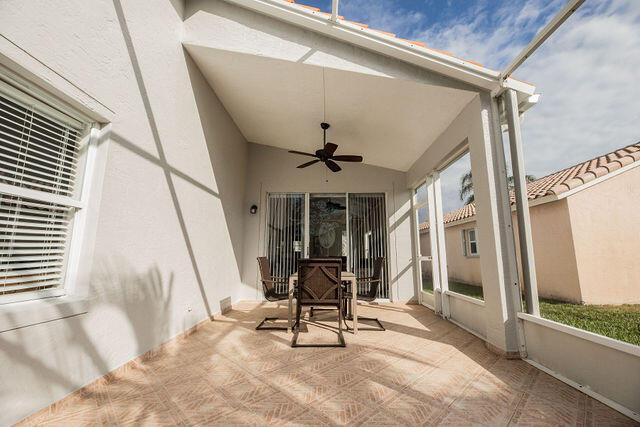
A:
249,204,258,215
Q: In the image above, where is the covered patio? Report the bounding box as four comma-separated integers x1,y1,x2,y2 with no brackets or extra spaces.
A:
21,303,629,426
1,0,639,424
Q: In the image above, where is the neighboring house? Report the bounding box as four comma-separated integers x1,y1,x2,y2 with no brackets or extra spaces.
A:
420,142,640,305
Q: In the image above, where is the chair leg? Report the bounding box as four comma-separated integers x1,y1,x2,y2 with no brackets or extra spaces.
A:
291,306,346,348
256,317,289,330
342,298,352,331
295,298,302,330
337,301,346,346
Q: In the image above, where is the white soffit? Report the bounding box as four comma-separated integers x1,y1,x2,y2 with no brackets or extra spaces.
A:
216,0,536,95
186,45,477,171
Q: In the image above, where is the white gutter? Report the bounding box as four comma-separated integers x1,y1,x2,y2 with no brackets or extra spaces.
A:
221,0,535,95
501,0,585,81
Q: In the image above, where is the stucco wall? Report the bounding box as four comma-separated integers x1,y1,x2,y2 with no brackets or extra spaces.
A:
0,0,248,423
421,200,583,302
523,199,582,303
422,222,483,286
567,166,640,304
240,143,414,302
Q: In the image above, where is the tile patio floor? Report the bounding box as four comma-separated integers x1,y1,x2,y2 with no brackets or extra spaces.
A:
20,302,636,426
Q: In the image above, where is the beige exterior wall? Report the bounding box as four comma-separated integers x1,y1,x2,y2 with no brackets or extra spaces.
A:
566,166,640,305
522,199,582,303
420,222,483,286
420,166,640,304
421,199,582,302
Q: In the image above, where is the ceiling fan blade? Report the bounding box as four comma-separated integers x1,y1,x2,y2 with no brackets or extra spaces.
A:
288,150,318,158
325,159,342,172
331,155,363,162
297,159,320,169
324,143,338,156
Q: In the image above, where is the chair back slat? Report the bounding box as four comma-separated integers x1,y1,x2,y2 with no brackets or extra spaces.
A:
360,257,384,299
297,259,342,304
257,256,274,294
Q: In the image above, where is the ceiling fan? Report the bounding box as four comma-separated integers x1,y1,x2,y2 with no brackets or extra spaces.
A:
289,122,363,173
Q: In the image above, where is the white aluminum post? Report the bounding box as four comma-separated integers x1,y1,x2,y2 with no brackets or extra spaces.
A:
433,173,450,319
501,0,585,81
426,175,443,314
331,0,340,22
504,89,540,316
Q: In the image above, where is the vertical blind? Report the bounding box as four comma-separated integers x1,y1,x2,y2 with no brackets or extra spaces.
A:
265,192,389,299
348,193,389,298
0,87,85,299
266,193,304,294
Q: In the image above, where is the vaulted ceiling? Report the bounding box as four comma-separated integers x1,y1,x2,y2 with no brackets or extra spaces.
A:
186,45,478,171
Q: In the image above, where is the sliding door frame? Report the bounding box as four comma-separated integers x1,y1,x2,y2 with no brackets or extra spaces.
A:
264,191,390,300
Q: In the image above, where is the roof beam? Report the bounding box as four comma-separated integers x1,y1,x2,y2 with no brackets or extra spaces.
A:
330,0,339,22
501,0,585,81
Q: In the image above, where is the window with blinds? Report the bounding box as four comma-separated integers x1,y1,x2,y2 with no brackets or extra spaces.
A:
0,79,89,303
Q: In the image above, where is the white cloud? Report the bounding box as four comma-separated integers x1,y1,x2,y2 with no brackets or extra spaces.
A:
416,0,564,69
517,0,640,177
342,0,639,203
339,0,426,36
372,0,640,178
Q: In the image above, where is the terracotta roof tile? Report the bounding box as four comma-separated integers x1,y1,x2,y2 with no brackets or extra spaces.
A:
420,141,640,231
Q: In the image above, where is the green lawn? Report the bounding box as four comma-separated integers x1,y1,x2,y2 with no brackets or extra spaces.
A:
422,277,640,346
539,299,640,346
423,278,485,300
449,281,484,300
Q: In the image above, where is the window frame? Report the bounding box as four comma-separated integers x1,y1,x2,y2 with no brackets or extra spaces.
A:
463,227,479,257
0,73,98,305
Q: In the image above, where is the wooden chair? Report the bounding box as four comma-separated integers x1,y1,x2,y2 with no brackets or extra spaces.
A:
256,257,290,330
292,259,345,347
344,257,385,331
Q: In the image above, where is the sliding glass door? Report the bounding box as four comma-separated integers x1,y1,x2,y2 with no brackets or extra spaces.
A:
265,193,305,294
349,193,389,299
308,194,347,258
265,192,389,299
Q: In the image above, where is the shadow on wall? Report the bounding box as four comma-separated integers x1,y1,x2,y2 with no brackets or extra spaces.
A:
0,264,175,425
183,50,247,276
110,0,214,318
108,0,248,313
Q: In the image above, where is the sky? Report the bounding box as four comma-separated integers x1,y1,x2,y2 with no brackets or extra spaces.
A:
301,0,640,214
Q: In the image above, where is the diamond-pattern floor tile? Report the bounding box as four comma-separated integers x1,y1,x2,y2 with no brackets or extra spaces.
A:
16,303,637,426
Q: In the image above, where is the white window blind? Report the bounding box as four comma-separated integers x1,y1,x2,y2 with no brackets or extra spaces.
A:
0,80,89,302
